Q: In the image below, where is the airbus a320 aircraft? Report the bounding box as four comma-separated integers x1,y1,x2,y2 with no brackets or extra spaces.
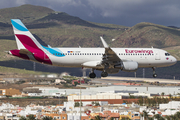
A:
9,19,177,78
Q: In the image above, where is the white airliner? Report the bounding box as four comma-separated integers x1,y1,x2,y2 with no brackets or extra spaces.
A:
9,19,177,78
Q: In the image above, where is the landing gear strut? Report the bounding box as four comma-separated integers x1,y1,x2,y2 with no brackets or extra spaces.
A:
152,67,157,78
89,69,96,78
101,63,108,77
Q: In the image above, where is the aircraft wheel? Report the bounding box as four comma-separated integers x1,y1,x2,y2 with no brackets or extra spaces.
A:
101,71,108,77
89,73,96,78
153,73,157,78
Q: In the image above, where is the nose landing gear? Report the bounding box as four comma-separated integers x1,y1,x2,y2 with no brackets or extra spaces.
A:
152,67,157,78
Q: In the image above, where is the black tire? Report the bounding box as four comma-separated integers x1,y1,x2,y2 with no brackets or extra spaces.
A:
89,73,96,78
153,74,157,78
101,71,108,77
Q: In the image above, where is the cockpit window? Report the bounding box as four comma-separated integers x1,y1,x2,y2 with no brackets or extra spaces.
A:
165,53,170,56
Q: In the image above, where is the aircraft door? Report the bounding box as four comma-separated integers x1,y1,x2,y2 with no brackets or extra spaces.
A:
155,50,161,60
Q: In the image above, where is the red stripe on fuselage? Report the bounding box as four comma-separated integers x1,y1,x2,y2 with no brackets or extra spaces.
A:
16,34,52,65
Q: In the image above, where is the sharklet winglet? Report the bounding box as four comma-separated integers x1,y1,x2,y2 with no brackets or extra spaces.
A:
100,36,109,48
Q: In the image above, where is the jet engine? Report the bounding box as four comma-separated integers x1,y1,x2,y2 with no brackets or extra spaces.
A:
114,61,138,72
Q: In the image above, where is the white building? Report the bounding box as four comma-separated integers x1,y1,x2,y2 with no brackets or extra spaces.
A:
160,101,180,109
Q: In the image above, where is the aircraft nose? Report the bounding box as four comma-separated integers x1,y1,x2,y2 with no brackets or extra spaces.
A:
171,56,177,64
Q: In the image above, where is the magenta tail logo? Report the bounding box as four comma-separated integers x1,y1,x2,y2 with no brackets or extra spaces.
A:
11,19,52,65
16,35,52,65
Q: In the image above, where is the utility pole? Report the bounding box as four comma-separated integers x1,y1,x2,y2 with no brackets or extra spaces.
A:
83,68,86,77
33,62,36,71
143,68,145,78
80,78,81,120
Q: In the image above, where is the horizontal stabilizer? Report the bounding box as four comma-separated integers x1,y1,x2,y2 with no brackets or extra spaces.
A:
19,49,33,55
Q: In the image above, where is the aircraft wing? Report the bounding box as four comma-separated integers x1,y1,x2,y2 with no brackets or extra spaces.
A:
100,36,121,65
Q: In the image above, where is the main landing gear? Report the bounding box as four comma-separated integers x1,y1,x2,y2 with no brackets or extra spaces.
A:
101,71,108,77
152,67,157,78
89,69,96,78
101,63,108,77
89,71,108,78
89,69,109,78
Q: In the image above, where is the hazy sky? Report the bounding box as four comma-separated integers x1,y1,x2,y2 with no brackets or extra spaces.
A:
1,0,180,27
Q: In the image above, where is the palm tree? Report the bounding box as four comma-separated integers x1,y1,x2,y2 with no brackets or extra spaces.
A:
170,115,176,120
42,116,53,120
121,118,130,120
95,115,101,120
110,117,114,120
138,97,143,106
27,114,36,120
19,116,27,120
148,117,153,120
154,114,165,120
164,115,171,120
174,111,180,118
74,102,80,107
143,110,149,120
169,94,172,99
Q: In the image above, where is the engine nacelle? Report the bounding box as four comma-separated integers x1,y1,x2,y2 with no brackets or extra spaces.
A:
114,61,138,72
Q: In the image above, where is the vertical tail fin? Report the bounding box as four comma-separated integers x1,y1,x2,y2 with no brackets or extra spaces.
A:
11,19,42,50
10,19,52,65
